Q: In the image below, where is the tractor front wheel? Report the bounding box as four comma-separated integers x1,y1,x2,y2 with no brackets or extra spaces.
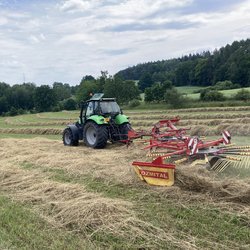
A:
83,121,108,148
63,128,79,146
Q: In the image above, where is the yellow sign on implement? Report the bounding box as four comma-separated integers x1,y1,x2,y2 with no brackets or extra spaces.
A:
132,157,175,186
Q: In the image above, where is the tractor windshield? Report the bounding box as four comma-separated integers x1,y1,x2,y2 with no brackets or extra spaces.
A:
100,101,121,114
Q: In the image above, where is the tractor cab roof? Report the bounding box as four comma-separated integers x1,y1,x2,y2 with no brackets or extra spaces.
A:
88,93,116,102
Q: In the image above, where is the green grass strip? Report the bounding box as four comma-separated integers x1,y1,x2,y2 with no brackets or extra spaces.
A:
0,195,95,250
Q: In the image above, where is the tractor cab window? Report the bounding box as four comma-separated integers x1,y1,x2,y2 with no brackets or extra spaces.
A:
100,101,120,114
86,101,95,117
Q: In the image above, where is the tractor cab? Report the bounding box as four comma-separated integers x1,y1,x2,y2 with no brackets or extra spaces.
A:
79,93,122,123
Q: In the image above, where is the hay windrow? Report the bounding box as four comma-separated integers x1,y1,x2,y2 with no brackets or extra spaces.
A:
4,118,73,126
126,106,250,115
1,138,250,209
130,112,250,121
36,113,78,120
131,123,250,136
0,128,63,135
175,166,250,205
1,123,250,136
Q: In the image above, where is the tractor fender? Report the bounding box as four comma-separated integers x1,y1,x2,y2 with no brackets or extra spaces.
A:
87,115,109,125
67,124,81,141
115,114,129,125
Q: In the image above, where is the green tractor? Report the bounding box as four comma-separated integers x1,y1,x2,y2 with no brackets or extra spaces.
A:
63,93,131,148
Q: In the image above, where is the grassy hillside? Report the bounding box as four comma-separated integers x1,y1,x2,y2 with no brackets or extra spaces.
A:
176,86,205,95
184,87,250,100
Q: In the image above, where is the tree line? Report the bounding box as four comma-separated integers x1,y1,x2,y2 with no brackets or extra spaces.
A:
0,72,140,116
76,71,140,105
116,39,250,90
0,82,78,116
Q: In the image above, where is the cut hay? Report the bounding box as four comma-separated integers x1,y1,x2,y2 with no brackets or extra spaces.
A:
0,128,62,135
4,118,73,126
36,113,78,120
0,138,144,186
1,137,250,248
0,165,195,249
175,166,250,205
1,138,250,211
126,106,250,115
130,112,250,121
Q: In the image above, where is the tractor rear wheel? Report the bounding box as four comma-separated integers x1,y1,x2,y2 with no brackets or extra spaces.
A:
83,121,108,148
63,128,79,146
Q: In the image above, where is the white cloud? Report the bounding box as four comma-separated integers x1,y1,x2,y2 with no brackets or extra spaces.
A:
105,0,193,18
58,33,96,45
0,0,250,85
0,16,8,25
59,0,98,12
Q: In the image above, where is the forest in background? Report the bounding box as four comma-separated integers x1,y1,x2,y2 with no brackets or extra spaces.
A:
0,39,250,115
116,39,250,90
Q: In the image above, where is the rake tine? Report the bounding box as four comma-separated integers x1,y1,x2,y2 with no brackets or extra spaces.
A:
223,149,250,152
213,160,225,172
217,161,228,172
223,149,250,153
220,152,250,156
219,155,242,162
146,153,165,158
243,157,250,169
228,157,250,169
218,161,231,172
223,145,250,149
211,159,231,173
162,156,171,160
173,157,188,165
210,159,223,171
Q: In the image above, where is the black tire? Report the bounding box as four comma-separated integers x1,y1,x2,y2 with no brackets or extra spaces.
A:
119,123,132,140
207,156,220,170
63,128,79,146
83,121,108,148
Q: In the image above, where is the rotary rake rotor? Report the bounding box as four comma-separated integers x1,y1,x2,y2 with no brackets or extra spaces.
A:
128,117,250,186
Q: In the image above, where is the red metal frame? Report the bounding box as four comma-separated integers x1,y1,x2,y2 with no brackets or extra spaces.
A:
129,117,231,159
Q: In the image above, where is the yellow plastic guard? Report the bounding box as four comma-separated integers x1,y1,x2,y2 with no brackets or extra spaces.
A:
132,157,175,186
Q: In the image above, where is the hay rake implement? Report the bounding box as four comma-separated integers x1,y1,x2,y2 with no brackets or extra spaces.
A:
129,117,250,186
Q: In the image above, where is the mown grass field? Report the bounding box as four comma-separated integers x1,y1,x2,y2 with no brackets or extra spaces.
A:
184,86,250,100
0,107,250,249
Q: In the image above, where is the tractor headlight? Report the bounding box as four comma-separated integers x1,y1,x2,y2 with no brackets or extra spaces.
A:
104,118,110,122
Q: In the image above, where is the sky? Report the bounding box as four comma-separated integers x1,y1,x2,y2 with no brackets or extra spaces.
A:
0,0,250,86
